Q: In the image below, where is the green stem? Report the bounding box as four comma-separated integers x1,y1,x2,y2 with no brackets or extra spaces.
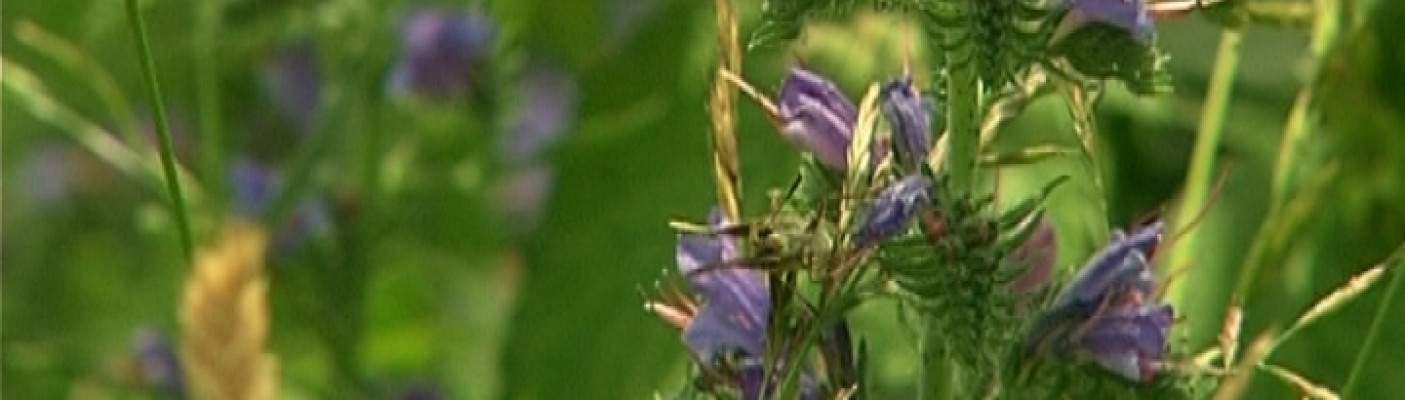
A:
920,319,956,400
1342,263,1403,397
945,55,979,193
195,0,227,204
1165,27,1242,306
126,0,197,262
1063,85,1110,242
1231,0,1337,302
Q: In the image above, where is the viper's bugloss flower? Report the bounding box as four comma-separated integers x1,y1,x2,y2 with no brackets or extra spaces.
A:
1053,0,1156,44
676,209,769,361
1027,222,1170,382
231,160,278,217
879,76,932,173
777,67,860,170
1080,301,1173,382
491,162,554,236
229,159,332,253
854,176,931,248
1052,222,1162,311
132,327,185,399
501,61,578,165
388,8,495,100
260,41,321,130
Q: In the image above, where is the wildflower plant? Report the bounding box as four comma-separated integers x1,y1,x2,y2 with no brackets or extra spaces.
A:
643,0,1405,398
6,0,1405,397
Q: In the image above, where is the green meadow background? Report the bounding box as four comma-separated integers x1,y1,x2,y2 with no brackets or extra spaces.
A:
5,0,1405,398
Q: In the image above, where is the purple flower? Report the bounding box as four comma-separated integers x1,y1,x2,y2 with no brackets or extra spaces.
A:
1053,0,1156,44
388,8,495,100
1079,303,1172,382
777,68,860,171
501,61,578,165
132,327,185,399
604,0,662,49
1026,222,1171,382
231,160,278,217
879,76,933,173
229,159,332,253
1051,222,1161,311
676,209,769,361
260,41,321,131
491,162,554,236
854,176,931,248
23,143,81,208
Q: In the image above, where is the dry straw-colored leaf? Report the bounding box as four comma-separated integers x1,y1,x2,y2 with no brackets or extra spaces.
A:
1289,266,1387,335
1212,330,1274,400
838,84,883,237
1219,305,1243,370
179,222,279,400
1262,364,1341,400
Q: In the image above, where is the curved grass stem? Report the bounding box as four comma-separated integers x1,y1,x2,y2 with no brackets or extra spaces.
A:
195,0,227,204
1165,27,1242,306
1341,244,1405,397
126,0,197,262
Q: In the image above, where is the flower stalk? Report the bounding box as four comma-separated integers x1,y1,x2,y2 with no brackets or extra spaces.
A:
126,0,197,261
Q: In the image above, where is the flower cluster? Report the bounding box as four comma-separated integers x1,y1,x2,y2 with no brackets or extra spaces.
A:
388,8,496,101
1025,222,1173,382
654,209,829,399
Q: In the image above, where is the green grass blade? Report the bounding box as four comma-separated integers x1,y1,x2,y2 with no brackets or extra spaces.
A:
125,0,197,261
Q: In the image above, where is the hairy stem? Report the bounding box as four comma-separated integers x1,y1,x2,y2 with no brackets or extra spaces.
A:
920,318,956,400
945,55,979,193
126,0,197,262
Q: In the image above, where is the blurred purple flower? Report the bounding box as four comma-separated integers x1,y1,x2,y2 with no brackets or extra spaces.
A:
1026,222,1170,382
23,143,80,208
260,40,322,130
1053,0,1156,44
604,0,662,49
501,61,578,165
229,159,332,253
388,8,495,100
230,160,278,217
132,327,185,399
675,209,768,361
879,76,933,173
854,176,931,248
777,67,860,171
491,162,554,235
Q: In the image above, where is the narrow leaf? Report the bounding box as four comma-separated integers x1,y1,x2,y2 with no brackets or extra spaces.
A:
1261,364,1342,400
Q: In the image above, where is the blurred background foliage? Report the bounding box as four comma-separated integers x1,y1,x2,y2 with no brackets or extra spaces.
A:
4,0,1405,398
